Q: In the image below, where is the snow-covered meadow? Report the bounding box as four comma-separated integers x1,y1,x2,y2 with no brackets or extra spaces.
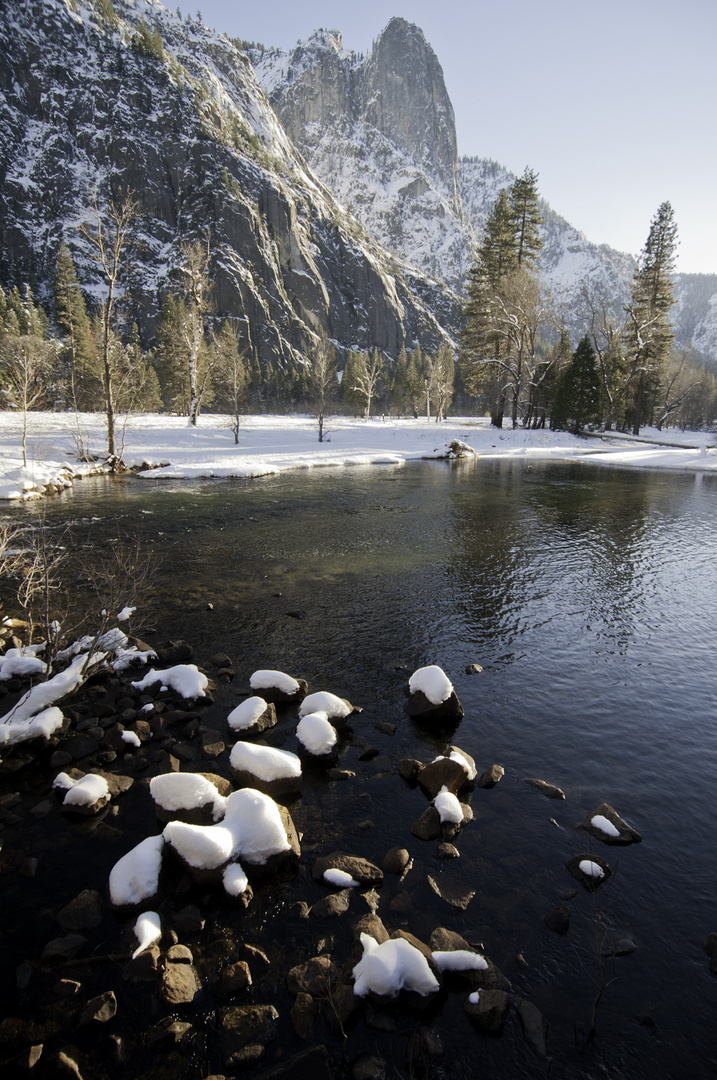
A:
0,412,715,500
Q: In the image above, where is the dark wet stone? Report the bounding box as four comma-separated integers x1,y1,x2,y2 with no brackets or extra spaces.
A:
601,933,637,958
290,992,318,1040
404,688,464,726
56,890,102,932
411,804,442,840
41,935,87,965
160,961,202,1005
166,944,193,963
352,913,390,954
427,873,475,911
200,730,225,759
145,1019,193,1047
50,751,73,769
287,956,339,997
62,734,101,761
16,963,33,990
543,905,571,934
242,943,270,966
365,1008,397,1032
251,1044,332,1080
398,758,422,784
211,653,232,668
53,980,82,998
230,766,301,798
464,988,510,1034
218,1004,279,1058
57,1049,84,1080
122,946,160,982
382,847,410,875
328,768,355,781
478,764,504,789
312,852,383,888
173,904,205,934
517,999,548,1057
374,721,396,735
29,799,53,819
156,640,194,664
524,777,565,799
437,842,460,858
15,1042,44,1069
352,1053,387,1079
418,757,471,799
465,663,483,674
576,802,642,845
311,889,351,918
218,961,252,996
79,991,117,1026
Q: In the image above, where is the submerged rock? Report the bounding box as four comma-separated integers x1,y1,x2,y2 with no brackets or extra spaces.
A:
524,777,565,800
464,987,510,1034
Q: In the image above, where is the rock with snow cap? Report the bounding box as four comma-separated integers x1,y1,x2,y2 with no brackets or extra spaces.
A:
249,669,307,706
296,711,338,758
576,802,642,845
53,771,110,816
566,853,612,890
149,771,230,825
227,696,278,737
312,852,383,888
418,747,476,798
229,741,302,797
299,690,358,724
404,665,463,726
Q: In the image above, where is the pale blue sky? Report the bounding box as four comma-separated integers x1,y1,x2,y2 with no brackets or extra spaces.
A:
194,0,716,274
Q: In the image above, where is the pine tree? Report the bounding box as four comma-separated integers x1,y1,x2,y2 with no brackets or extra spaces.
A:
54,242,99,409
461,170,545,427
623,201,678,434
552,335,602,434
510,167,543,268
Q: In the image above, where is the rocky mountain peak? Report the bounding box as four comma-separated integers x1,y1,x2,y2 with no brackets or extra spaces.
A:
362,17,458,197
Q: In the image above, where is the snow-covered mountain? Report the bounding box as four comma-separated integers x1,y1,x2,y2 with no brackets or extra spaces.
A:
253,18,717,365
1,2,715,370
0,0,454,369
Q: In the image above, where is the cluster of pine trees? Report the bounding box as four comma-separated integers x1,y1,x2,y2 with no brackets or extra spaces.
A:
1,181,714,446
460,174,716,433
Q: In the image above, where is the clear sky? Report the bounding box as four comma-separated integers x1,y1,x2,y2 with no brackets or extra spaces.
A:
193,0,716,275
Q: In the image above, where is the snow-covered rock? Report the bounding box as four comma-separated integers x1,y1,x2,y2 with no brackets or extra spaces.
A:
109,835,165,908
296,711,338,756
227,695,277,735
229,742,302,796
352,932,440,998
132,664,208,700
299,691,354,721
149,772,228,824
53,771,110,815
249,669,308,705
133,911,162,959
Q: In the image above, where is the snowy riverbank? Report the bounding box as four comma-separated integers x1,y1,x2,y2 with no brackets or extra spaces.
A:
0,412,715,500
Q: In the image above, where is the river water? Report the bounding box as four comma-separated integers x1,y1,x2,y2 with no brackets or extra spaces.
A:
2,458,717,1078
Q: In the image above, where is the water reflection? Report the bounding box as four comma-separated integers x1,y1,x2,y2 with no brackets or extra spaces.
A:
2,461,717,1078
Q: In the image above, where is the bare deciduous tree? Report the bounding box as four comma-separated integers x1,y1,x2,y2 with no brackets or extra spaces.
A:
79,190,139,462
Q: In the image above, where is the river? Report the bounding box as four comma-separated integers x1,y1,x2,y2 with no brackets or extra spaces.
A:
2,458,716,1079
